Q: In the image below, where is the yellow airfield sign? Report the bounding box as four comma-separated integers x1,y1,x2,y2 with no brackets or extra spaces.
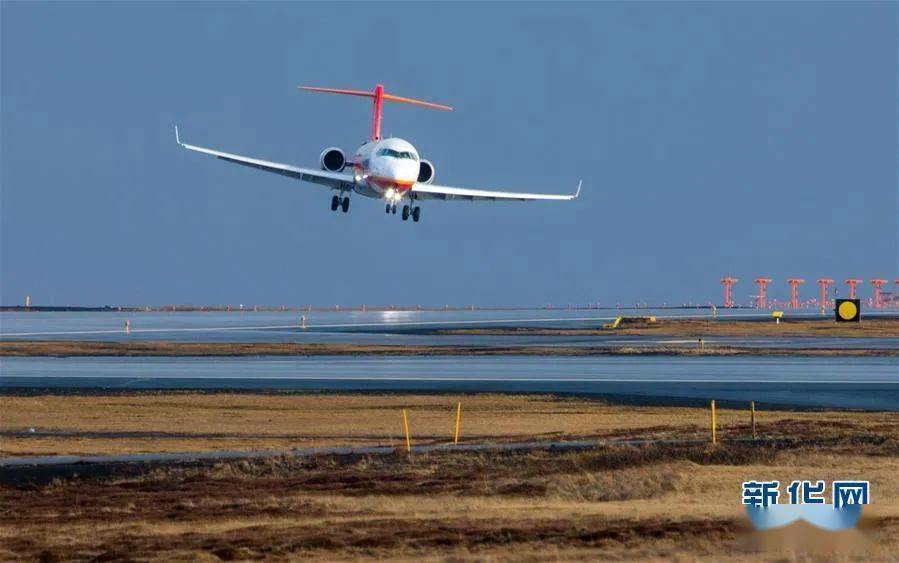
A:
835,299,860,322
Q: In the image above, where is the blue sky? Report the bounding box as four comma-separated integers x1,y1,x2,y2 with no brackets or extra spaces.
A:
2,2,896,307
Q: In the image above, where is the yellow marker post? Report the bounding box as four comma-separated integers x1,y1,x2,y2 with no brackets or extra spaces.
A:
402,408,412,454
453,402,462,445
750,401,757,439
772,311,784,324
710,400,717,445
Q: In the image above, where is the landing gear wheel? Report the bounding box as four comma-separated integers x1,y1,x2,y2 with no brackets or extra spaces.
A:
385,203,391,214
391,205,397,215
341,197,350,213
402,205,410,221
330,195,339,212
412,207,421,222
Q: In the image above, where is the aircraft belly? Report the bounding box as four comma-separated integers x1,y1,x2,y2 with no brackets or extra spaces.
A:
354,181,381,198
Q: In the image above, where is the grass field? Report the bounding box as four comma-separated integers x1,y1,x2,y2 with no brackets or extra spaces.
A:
2,392,897,456
1,393,897,560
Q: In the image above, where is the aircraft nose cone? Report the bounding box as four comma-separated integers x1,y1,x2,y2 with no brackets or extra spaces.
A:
383,163,404,183
391,161,417,184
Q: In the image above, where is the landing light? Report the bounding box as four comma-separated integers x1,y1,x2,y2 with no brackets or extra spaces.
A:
386,188,395,199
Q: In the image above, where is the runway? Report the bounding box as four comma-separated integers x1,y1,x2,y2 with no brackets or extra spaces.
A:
2,355,895,409
2,310,896,409
2,310,897,349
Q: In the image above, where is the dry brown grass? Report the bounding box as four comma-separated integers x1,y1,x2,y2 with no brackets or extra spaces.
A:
2,393,897,560
3,392,896,456
547,462,688,502
2,443,897,561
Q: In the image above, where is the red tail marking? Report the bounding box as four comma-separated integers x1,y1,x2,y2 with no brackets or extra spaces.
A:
299,84,452,141
372,84,384,141
382,93,453,111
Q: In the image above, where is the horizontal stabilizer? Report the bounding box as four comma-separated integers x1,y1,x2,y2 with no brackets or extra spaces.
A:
299,83,452,140
299,85,452,111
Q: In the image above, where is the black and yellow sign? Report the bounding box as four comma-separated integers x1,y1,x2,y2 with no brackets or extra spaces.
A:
835,299,860,322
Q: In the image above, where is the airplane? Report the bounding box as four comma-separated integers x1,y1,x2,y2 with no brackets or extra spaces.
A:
176,83,581,222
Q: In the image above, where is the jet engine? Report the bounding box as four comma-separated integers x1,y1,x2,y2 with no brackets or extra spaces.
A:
319,147,346,172
417,159,435,184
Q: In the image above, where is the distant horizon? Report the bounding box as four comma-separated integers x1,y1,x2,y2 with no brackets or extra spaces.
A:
6,276,897,311
3,293,895,311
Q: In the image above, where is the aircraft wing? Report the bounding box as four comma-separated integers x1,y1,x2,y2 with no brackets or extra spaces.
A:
175,126,353,190
411,180,581,202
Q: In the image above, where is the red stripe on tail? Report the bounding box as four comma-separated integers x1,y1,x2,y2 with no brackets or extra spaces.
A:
298,83,452,141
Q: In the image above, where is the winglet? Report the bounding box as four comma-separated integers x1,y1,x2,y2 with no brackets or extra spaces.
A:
573,180,583,199
174,125,182,146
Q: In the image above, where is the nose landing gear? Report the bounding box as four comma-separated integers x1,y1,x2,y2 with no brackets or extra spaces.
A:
384,192,420,222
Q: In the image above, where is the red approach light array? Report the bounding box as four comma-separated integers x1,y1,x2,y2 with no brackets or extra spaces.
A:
844,278,862,300
754,278,772,309
721,277,896,311
720,277,738,308
816,278,835,310
870,279,888,309
787,278,805,309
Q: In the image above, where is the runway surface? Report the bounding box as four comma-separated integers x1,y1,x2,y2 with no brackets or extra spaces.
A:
2,355,896,410
2,310,897,349
2,310,896,409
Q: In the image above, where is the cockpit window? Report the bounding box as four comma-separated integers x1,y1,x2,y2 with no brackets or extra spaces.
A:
377,148,418,160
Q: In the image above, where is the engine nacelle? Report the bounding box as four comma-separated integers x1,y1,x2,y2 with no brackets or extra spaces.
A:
417,159,435,184
320,147,346,172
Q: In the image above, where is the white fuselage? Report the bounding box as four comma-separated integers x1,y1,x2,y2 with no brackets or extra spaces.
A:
350,137,420,201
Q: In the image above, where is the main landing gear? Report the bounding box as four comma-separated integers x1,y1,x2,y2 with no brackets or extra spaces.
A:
401,204,421,222
331,194,350,213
